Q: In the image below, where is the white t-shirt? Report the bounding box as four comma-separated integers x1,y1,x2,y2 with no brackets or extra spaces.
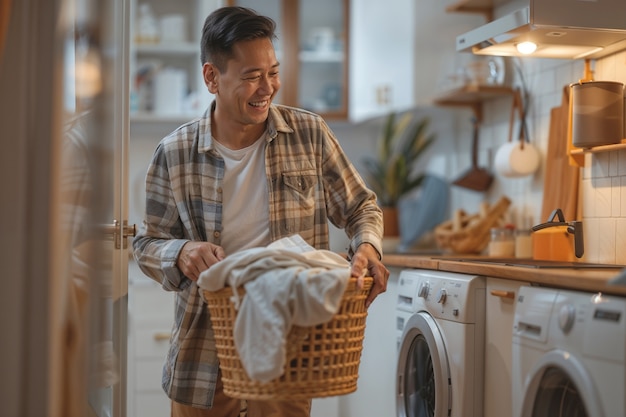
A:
213,135,270,255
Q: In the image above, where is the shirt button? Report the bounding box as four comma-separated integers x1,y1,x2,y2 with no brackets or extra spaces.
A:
217,187,223,194
213,231,220,239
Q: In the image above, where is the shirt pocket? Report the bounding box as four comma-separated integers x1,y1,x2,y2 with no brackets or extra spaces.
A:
283,171,317,198
280,170,319,233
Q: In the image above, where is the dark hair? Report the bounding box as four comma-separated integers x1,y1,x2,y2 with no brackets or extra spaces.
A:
200,6,277,72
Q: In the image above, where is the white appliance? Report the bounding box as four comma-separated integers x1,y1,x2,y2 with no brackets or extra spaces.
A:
456,0,626,59
396,269,486,417
512,286,626,417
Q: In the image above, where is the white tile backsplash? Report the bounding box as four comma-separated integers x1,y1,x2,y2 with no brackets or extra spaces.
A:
610,150,620,176
584,217,600,263
612,177,621,217
616,218,626,264
594,177,613,218
592,152,611,178
619,149,626,176
598,218,617,264
582,178,595,218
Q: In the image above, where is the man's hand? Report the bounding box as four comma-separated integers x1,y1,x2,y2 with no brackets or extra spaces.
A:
176,241,226,281
350,243,390,308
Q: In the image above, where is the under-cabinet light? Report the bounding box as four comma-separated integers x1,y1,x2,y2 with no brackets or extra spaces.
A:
516,41,538,55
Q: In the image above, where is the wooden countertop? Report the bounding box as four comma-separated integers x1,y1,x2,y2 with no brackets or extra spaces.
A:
383,253,626,296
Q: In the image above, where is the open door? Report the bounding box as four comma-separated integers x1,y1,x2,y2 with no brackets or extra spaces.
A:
1,0,131,415
55,0,132,415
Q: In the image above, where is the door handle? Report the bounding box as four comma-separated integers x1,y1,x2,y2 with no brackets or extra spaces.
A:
153,331,171,341
490,289,515,299
101,220,137,249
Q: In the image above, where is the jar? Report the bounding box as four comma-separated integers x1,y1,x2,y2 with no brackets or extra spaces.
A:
515,229,533,258
488,227,515,257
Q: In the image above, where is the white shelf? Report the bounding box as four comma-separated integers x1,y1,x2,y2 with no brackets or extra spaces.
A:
299,50,344,63
130,111,200,123
130,0,218,126
134,41,197,55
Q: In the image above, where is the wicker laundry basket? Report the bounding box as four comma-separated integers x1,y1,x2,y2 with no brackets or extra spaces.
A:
203,276,373,400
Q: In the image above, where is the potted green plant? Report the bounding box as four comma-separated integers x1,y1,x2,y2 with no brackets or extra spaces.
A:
362,111,436,236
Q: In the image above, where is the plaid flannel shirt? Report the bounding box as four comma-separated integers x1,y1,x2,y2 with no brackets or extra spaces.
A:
132,102,383,408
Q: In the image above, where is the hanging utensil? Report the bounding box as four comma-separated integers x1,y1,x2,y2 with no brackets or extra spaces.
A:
494,88,540,177
453,118,493,192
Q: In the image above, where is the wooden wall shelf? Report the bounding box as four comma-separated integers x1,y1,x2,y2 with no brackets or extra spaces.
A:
570,142,626,155
445,0,493,20
569,140,626,167
432,84,515,122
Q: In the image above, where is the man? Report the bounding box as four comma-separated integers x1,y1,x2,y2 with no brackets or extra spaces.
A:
133,6,389,417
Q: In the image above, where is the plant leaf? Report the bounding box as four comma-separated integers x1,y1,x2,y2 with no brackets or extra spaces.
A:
361,111,436,206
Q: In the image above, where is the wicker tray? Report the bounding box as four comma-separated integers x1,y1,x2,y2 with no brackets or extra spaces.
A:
203,276,373,400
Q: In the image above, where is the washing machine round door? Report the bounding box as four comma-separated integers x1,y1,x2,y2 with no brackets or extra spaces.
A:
396,313,450,417
520,351,603,417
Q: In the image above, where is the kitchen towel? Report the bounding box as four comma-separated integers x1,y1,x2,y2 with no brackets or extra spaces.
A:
397,174,449,252
197,235,350,382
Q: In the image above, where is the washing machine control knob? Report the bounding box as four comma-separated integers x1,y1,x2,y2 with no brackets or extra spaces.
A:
436,288,447,304
558,304,576,333
417,282,430,299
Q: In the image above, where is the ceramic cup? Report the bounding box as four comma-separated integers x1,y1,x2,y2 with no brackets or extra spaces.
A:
494,140,540,178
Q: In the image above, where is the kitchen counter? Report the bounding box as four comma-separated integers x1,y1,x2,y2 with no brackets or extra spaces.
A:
383,253,626,296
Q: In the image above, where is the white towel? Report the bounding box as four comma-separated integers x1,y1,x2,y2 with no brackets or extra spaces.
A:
197,235,350,382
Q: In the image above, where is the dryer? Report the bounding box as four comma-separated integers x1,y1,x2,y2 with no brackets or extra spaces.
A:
512,286,626,417
396,269,486,417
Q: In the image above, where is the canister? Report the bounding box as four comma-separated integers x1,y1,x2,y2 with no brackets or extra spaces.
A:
515,229,533,258
571,81,624,148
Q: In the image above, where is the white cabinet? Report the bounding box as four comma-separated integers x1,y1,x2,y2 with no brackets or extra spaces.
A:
484,277,529,417
349,0,416,121
230,0,416,122
231,0,349,120
129,0,221,123
127,262,175,417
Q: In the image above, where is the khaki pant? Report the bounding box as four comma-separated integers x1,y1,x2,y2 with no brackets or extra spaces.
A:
171,372,311,417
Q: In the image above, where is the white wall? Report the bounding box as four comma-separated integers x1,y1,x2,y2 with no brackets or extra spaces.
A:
413,0,484,105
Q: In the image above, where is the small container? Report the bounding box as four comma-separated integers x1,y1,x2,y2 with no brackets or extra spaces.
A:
489,227,515,257
571,81,624,148
515,229,533,258
135,3,160,43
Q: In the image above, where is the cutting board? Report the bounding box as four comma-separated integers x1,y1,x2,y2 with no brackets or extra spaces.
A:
541,86,580,222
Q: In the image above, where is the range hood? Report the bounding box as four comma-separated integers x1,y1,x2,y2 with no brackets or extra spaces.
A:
456,0,626,59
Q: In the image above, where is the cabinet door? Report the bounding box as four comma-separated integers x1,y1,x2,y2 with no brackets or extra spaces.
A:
295,0,348,119
484,277,529,417
349,0,415,121
127,275,175,417
231,0,349,120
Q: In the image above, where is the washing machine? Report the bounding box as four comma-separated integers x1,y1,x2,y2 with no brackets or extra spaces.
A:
512,286,626,417
396,269,486,417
